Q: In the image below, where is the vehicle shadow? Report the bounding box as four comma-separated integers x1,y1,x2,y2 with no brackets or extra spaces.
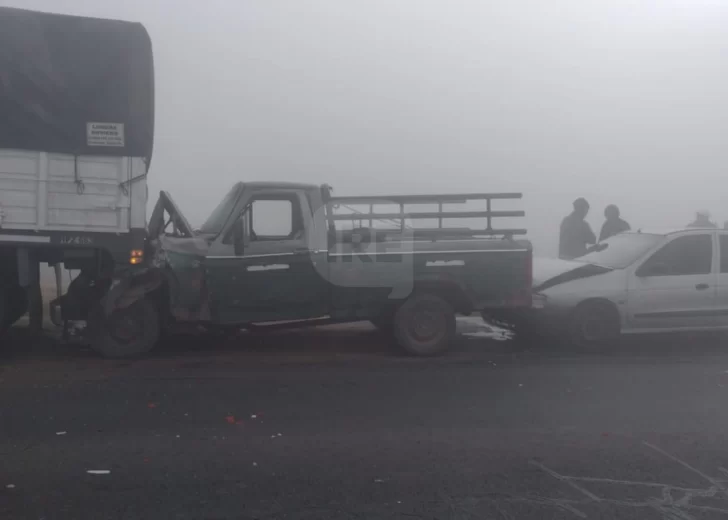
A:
0,319,512,367
5,321,721,368
517,330,728,362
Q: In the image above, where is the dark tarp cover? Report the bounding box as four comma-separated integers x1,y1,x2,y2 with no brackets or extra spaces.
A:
0,7,154,162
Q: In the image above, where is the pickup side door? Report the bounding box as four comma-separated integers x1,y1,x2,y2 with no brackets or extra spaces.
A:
626,233,718,331
205,190,329,324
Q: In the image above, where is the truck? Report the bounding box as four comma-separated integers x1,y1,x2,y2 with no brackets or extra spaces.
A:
0,8,154,336
82,183,534,357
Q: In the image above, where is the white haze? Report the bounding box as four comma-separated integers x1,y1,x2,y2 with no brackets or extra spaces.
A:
4,0,728,256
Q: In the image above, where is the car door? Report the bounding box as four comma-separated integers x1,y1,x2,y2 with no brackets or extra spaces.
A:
713,232,728,327
205,190,329,324
626,232,718,331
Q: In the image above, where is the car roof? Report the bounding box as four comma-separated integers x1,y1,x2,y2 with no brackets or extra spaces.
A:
630,227,725,236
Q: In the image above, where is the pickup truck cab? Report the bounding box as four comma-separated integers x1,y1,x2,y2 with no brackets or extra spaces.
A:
89,182,533,358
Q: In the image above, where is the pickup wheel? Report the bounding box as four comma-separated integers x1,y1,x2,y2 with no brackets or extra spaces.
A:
568,301,621,351
90,299,160,358
394,293,456,356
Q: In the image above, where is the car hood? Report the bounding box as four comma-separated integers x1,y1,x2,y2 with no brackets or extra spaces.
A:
533,257,613,291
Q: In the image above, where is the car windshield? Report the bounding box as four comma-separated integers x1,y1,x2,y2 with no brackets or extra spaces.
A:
198,184,242,235
577,232,663,269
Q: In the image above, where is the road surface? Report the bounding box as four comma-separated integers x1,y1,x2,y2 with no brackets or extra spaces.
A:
2,320,728,519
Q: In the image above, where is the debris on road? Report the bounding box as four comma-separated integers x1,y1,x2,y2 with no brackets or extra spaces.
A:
86,470,111,475
6,484,15,489
225,415,236,424
147,403,157,409
252,462,258,467
56,431,67,435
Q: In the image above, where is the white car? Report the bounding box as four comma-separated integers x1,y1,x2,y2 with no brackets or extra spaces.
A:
522,227,728,348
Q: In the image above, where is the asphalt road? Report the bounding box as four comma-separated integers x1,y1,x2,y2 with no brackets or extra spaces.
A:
3,320,728,519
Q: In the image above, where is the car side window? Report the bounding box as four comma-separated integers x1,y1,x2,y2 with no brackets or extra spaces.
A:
639,234,712,276
720,235,728,273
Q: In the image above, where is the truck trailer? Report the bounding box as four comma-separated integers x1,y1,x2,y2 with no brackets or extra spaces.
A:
0,7,154,337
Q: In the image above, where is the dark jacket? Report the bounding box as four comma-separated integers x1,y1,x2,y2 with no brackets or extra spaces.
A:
599,218,630,242
559,214,596,260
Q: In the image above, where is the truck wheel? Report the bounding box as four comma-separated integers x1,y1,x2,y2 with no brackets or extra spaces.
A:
90,299,160,358
1,285,27,333
0,289,6,335
568,301,620,352
394,293,456,356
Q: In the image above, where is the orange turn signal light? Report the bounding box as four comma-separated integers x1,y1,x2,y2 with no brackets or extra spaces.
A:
130,249,144,264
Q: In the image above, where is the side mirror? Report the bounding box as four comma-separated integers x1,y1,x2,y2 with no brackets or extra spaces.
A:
638,262,670,277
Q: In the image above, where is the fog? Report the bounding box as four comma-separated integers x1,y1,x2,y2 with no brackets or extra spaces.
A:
4,0,728,256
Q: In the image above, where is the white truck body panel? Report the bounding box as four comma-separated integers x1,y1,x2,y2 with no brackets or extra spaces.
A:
0,149,147,234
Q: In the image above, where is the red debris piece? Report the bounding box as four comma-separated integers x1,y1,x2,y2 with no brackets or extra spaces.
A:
147,403,157,409
225,415,236,424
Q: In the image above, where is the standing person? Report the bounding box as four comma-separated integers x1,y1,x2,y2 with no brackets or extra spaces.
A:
687,210,717,228
599,204,631,242
558,198,596,260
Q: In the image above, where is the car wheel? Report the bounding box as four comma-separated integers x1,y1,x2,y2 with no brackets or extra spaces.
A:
568,301,621,351
90,299,160,358
394,293,456,356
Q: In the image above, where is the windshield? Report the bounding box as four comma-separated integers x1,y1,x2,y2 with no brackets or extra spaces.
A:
577,232,663,269
198,184,242,235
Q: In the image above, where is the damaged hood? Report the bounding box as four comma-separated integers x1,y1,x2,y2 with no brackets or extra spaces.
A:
148,191,195,239
533,257,613,291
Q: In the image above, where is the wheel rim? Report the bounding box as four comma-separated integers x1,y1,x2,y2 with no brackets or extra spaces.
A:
107,307,143,344
407,305,446,344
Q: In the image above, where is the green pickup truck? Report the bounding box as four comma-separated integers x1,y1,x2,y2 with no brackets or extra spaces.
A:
84,182,533,357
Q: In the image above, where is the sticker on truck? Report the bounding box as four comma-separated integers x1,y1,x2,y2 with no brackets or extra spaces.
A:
87,123,125,147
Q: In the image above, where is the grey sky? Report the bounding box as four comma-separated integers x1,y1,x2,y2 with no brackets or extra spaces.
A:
3,0,728,255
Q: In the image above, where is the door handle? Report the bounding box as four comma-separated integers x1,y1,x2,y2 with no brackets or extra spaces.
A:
695,283,710,290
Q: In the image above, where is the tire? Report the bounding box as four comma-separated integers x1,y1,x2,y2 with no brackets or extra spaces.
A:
568,301,621,352
1,284,27,333
0,289,6,336
394,293,456,356
5,286,28,327
90,298,160,358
